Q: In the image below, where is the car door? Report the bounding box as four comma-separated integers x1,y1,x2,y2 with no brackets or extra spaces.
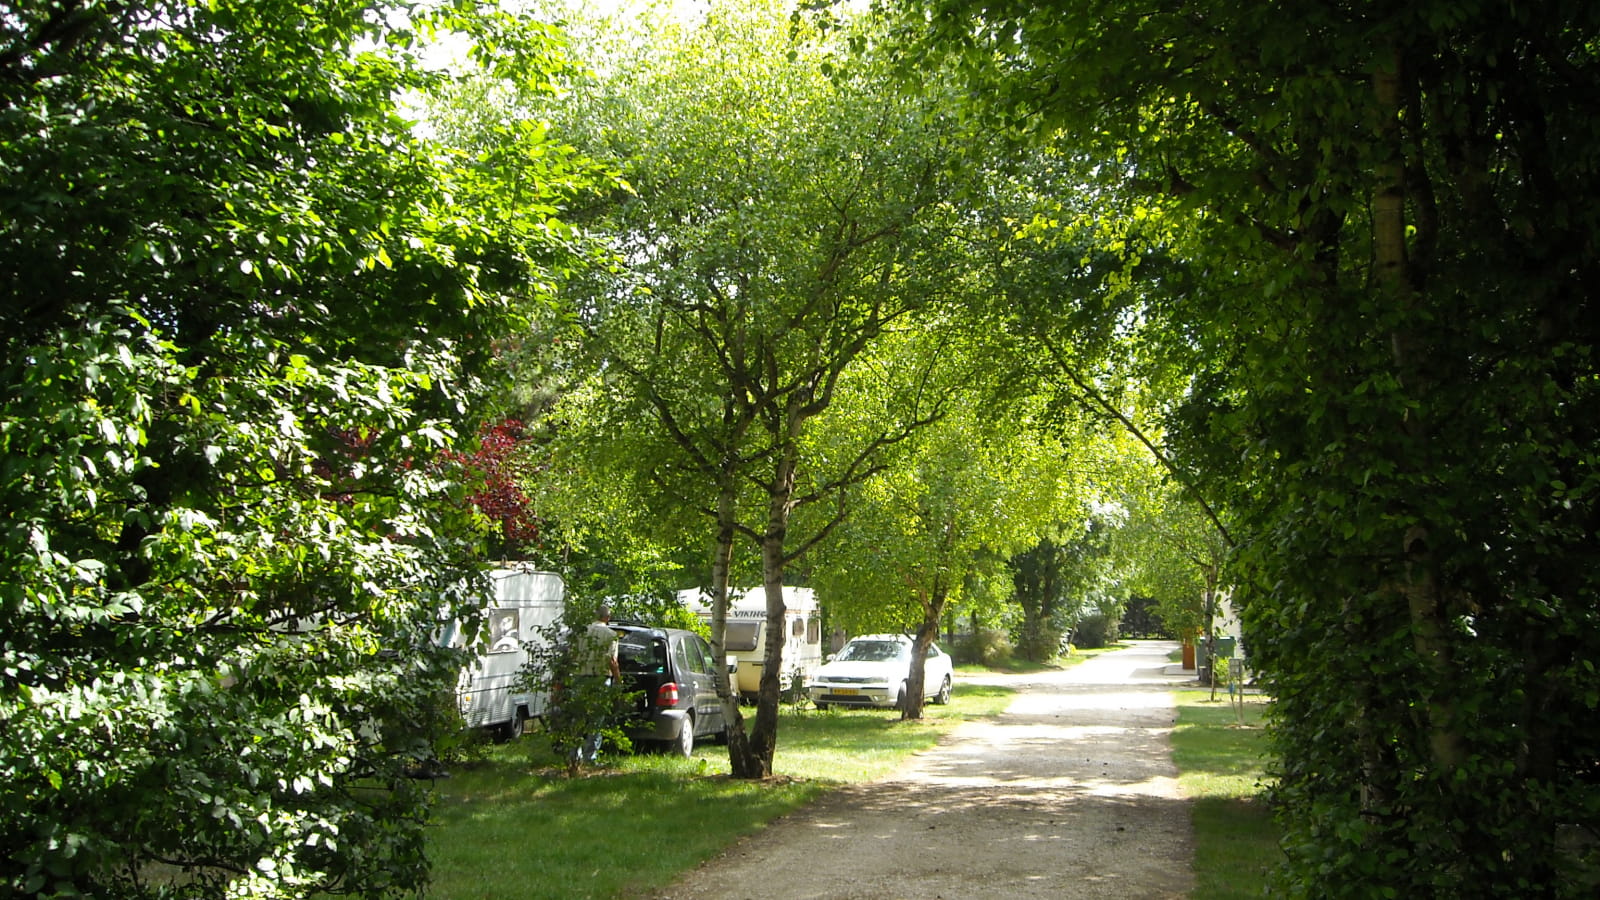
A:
925,643,953,698
683,633,722,735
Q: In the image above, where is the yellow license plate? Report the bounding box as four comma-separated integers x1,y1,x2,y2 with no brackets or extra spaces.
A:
832,688,860,696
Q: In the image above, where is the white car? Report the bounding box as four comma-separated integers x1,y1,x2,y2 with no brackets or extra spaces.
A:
807,634,954,711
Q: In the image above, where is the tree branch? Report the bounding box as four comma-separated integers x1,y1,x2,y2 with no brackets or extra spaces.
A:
1039,336,1235,548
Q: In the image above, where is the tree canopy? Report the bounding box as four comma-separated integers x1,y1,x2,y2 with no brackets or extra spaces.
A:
13,0,1598,893
888,0,1600,892
1,1,594,895
493,0,1017,775
810,367,1086,713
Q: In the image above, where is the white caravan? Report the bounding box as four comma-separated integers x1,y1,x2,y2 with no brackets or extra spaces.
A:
440,566,565,740
680,586,823,701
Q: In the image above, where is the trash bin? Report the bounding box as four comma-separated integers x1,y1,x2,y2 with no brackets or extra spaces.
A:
1199,637,1237,686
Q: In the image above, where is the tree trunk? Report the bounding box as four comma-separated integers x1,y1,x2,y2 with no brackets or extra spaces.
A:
902,576,948,720
728,413,805,778
742,528,788,776
1373,48,1464,776
709,468,757,778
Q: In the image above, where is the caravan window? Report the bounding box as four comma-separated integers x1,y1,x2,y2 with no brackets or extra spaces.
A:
791,617,804,639
723,621,759,652
488,610,521,654
807,617,821,644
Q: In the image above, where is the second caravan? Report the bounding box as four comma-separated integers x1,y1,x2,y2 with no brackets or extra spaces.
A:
439,566,565,741
680,586,823,701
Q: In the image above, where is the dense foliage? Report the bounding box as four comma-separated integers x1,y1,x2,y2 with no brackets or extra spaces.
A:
811,391,1082,714
1111,482,1229,646
1011,532,1110,658
0,1,587,896
446,418,545,558
503,0,1010,775
889,0,1600,893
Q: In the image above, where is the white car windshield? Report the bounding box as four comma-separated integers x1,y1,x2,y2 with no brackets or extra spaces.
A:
837,640,906,662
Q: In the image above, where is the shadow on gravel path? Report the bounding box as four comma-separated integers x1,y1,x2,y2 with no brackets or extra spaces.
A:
651,641,1195,900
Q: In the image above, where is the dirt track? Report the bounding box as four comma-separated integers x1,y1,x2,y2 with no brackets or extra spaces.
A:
652,640,1195,900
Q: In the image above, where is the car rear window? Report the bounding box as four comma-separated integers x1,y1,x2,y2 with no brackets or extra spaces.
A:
619,635,668,674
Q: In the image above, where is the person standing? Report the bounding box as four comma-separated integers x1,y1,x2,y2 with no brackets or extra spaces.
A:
575,604,620,763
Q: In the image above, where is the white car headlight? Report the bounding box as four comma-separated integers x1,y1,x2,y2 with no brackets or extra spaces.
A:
860,676,888,685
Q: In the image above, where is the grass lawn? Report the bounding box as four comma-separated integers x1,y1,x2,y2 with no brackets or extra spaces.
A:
423,683,1016,899
1170,690,1282,899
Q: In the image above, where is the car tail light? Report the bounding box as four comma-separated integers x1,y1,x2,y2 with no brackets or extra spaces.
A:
656,682,681,708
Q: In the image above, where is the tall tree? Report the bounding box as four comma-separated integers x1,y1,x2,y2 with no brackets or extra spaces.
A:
1007,422,1151,659
520,0,991,776
1111,482,1230,650
811,374,1080,717
889,0,1600,892
0,2,591,895
1010,529,1108,658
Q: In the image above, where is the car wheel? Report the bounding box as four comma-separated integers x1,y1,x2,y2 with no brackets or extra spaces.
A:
671,715,695,758
813,701,829,711
494,710,527,743
933,675,952,705
895,683,909,712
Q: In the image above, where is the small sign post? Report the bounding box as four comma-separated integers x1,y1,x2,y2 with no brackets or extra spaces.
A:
1229,658,1246,724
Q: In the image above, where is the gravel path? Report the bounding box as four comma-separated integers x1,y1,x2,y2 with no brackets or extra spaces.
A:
652,640,1195,900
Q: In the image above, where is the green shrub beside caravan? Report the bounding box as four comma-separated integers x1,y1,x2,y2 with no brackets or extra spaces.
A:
680,586,822,701
440,566,565,741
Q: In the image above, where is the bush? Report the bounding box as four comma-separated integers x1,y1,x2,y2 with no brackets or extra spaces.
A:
955,629,1014,666
1073,613,1120,649
0,2,594,893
